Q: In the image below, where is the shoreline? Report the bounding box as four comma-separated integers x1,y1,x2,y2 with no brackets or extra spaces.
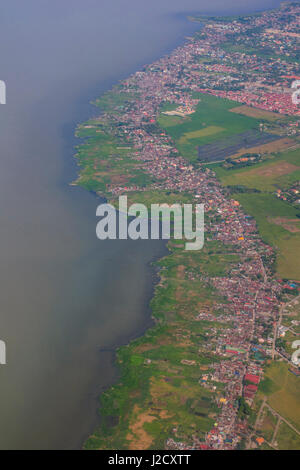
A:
70,16,200,449
77,245,170,450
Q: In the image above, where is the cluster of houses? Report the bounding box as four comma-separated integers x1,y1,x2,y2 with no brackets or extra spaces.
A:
203,88,300,116
275,181,300,205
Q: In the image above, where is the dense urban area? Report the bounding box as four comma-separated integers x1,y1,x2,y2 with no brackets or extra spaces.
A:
75,2,300,450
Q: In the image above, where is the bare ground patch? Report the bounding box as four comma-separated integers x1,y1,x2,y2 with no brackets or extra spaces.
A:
175,284,184,302
134,343,160,353
177,265,186,280
230,105,282,121
110,174,132,184
159,410,173,419
229,138,297,159
127,406,156,450
255,162,300,178
268,217,300,233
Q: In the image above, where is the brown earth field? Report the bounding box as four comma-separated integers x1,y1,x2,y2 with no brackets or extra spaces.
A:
268,217,300,233
254,161,300,178
110,174,132,184
230,105,284,121
127,406,156,450
93,171,131,184
229,138,297,159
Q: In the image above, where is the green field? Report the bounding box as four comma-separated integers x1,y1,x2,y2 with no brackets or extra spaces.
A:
258,362,300,430
230,192,300,279
259,407,278,442
276,422,300,450
158,94,261,162
178,125,224,145
213,148,300,192
94,88,140,114
74,113,155,195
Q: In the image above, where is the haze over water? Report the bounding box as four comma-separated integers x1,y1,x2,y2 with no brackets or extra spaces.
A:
0,0,281,449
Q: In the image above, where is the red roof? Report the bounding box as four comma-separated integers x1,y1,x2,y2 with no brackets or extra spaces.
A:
199,444,209,450
244,373,260,385
245,384,258,392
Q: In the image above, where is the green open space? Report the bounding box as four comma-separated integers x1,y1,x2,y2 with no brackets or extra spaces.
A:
229,192,300,279
74,119,155,195
158,94,261,162
258,362,300,431
257,407,278,442
213,148,300,192
276,421,300,450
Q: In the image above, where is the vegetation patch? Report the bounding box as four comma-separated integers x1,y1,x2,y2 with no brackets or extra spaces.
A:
259,362,300,430
276,422,300,450
158,94,262,162
213,145,300,192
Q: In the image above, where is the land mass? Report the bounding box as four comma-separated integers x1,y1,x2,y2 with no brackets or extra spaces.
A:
75,2,300,450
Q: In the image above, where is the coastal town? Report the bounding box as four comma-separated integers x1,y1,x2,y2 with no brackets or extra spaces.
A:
79,2,300,450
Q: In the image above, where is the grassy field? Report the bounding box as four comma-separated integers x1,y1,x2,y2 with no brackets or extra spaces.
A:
230,192,300,279
158,94,261,162
214,148,300,192
229,105,286,122
74,114,155,195
93,88,139,114
259,407,278,442
178,125,224,145
258,362,300,431
276,422,300,450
